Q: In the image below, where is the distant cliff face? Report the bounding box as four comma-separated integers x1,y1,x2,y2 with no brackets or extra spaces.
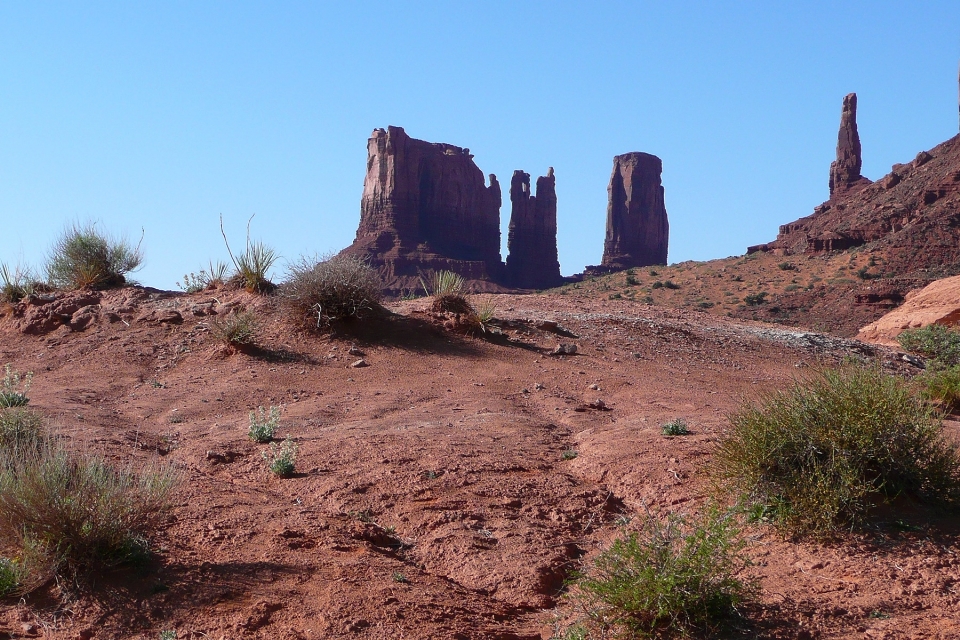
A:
600,152,669,270
504,168,562,289
342,126,504,294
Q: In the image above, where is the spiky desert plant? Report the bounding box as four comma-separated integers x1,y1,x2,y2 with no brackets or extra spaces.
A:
221,214,278,293
0,263,40,303
420,270,472,314
46,221,143,290
0,364,32,409
210,310,258,347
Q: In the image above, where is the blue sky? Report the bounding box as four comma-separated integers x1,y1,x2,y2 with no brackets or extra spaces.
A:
2,2,959,289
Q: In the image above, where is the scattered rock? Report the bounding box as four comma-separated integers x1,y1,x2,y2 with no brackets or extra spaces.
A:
551,343,577,356
348,346,365,356
350,359,369,368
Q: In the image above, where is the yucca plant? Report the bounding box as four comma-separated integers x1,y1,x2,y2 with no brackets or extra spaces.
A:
420,270,472,314
221,215,278,293
0,365,32,409
0,263,40,303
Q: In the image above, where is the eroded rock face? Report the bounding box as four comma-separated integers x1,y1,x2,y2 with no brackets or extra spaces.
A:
504,168,562,288
600,152,669,270
829,93,871,197
342,126,504,294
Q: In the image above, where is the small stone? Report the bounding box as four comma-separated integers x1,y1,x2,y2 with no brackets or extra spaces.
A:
534,383,545,390
348,346,365,356
551,343,577,356
350,359,369,368
589,383,600,391
77,630,95,640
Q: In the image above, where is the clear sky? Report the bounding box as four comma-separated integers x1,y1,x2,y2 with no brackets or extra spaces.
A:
2,2,959,289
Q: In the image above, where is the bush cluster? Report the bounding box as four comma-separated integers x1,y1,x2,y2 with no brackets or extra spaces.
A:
898,324,960,366
714,366,960,536
210,310,258,347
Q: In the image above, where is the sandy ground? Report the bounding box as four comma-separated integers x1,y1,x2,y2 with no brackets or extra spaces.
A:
0,288,958,639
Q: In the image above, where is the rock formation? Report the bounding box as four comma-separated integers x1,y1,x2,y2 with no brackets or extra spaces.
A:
504,168,562,288
341,126,504,294
599,152,669,270
828,93,871,197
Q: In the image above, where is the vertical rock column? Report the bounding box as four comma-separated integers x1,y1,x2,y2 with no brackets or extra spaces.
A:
505,168,562,288
600,152,669,270
828,93,871,196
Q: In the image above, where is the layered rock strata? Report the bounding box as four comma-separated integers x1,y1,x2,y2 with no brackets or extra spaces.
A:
599,152,669,270
504,168,562,288
829,93,871,196
341,126,504,294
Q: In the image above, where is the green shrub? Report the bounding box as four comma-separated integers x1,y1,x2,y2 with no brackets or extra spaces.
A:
46,222,143,290
651,281,664,289
569,505,754,638
0,408,44,451
663,280,680,290
662,418,690,436
177,260,229,293
282,254,383,326
248,405,280,443
744,292,768,306
777,262,796,271
626,275,640,286
210,310,258,347
898,324,960,366
262,437,298,477
0,364,32,408
0,438,178,572
714,366,960,536
0,263,41,303
221,215,277,293
915,364,960,413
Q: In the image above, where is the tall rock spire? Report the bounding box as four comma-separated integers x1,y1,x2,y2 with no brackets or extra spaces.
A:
600,152,669,270
828,93,871,196
504,168,562,288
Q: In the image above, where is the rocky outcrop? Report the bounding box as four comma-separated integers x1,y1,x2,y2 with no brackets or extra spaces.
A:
341,126,504,294
599,152,669,270
504,168,562,288
829,93,871,196
858,275,960,346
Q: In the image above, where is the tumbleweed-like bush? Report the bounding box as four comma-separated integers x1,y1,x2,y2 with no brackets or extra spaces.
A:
282,254,383,326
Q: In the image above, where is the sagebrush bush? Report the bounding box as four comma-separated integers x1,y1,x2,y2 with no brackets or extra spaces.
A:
714,366,960,536
898,324,960,366
248,405,280,443
0,438,178,572
0,364,32,409
46,222,143,290
569,505,754,638
283,254,383,326
210,311,258,347
0,408,44,452
661,418,690,436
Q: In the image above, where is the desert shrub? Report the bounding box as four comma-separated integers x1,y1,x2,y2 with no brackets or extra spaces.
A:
663,280,680,290
915,364,960,413
662,418,690,436
46,222,143,290
569,505,754,638
744,292,768,306
777,262,796,271
0,408,44,452
0,438,178,572
221,215,277,293
651,281,664,289
898,324,960,366
283,254,383,326
0,556,26,597
626,274,640,286
177,260,229,293
248,405,280,443
421,270,472,314
0,364,32,408
210,311,258,347
262,437,297,477
714,366,960,537
0,263,42,303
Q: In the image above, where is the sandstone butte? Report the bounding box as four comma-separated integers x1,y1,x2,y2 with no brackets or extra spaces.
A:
858,274,960,346
339,126,670,295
